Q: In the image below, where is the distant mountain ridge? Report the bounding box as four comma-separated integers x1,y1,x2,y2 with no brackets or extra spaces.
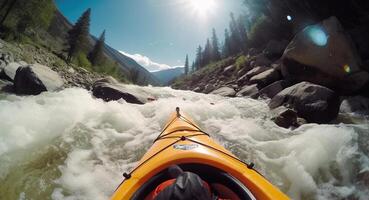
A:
48,10,160,86
152,67,184,85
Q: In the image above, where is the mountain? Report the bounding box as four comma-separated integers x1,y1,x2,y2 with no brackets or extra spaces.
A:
48,10,160,86
152,67,184,85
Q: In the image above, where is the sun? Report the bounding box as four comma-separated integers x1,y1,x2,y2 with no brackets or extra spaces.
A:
190,0,216,13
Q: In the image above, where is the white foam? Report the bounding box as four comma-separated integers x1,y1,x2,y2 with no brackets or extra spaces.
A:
0,86,368,200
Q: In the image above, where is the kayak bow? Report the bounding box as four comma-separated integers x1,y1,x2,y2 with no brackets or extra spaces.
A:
111,107,289,200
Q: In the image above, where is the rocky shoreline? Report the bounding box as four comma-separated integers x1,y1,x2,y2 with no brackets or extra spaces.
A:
173,17,369,128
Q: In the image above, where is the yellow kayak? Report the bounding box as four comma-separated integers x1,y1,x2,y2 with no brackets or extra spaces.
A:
111,108,289,200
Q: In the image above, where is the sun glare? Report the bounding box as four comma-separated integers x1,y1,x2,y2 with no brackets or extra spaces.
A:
190,0,216,13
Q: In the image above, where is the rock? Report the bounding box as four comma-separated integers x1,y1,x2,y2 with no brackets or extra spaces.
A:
248,48,258,56
193,86,203,93
0,60,6,70
249,68,281,88
0,62,23,81
259,80,292,99
263,40,288,58
236,84,259,98
14,64,64,95
246,66,269,79
269,82,340,123
282,16,369,95
340,96,369,114
250,54,271,68
210,86,236,97
0,79,13,93
237,74,249,86
271,106,298,128
223,65,235,76
203,84,215,94
92,77,151,104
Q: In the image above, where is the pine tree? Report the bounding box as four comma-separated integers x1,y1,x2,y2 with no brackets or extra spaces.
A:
66,8,91,62
211,28,221,62
191,61,195,73
88,30,106,66
229,12,242,55
222,29,231,58
203,38,211,66
184,54,189,75
237,15,248,52
195,45,203,70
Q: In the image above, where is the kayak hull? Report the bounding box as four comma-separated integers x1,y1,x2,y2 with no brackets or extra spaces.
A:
111,110,289,200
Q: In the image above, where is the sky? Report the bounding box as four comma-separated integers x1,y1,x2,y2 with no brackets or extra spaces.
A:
55,0,245,72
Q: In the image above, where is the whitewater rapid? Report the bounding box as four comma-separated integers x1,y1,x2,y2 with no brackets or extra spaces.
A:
0,86,368,200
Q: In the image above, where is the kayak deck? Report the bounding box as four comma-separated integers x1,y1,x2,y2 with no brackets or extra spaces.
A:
111,108,289,200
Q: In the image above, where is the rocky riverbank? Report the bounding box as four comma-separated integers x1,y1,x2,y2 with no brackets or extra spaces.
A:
173,17,369,128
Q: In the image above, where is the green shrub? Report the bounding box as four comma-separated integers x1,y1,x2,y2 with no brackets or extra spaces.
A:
73,52,92,70
235,55,247,70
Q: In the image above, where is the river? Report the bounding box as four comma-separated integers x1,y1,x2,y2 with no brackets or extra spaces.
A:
0,86,368,200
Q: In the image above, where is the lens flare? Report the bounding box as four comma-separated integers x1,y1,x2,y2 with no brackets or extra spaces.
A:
287,15,292,21
306,26,328,46
343,64,351,73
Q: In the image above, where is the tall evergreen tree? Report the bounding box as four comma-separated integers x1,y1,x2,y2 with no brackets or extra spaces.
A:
184,54,189,75
191,61,195,73
222,29,231,58
237,15,248,52
210,28,221,62
195,45,203,70
66,8,91,62
203,38,211,66
88,30,106,66
229,12,242,55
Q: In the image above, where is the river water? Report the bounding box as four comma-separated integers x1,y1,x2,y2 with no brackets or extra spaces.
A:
0,86,368,200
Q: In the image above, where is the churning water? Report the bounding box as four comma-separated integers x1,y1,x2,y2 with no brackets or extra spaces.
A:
0,86,368,200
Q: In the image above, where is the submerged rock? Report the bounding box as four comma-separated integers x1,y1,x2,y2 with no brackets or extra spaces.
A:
14,64,64,95
282,16,369,95
269,82,340,123
92,77,152,104
271,106,298,128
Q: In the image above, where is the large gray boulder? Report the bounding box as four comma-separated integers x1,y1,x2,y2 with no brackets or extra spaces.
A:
340,96,369,115
92,77,155,104
269,82,340,123
14,64,64,95
210,86,236,97
246,66,269,79
0,62,23,81
259,80,292,99
282,16,369,95
236,84,259,98
249,68,281,88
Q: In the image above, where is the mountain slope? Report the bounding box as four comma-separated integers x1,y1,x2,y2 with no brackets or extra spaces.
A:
48,10,160,86
152,67,184,85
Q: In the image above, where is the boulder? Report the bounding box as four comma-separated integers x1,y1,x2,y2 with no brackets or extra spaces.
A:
246,66,269,79
269,82,340,123
223,65,236,76
237,74,249,86
92,77,151,104
282,16,369,95
259,80,292,99
250,54,271,68
340,96,369,114
14,64,64,95
248,48,259,56
203,84,215,94
249,68,281,88
0,79,13,93
263,40,289,58
0,62,23,81
236,84,259,98
210,86,236,97
271,106,298,128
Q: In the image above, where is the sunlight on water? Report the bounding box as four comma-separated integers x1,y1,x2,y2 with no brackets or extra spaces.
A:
0,87,368,200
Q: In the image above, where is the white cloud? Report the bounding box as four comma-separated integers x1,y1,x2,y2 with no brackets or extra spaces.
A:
119,51,183,72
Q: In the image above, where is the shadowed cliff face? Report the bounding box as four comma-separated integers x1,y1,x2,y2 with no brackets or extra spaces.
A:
0,87,368,200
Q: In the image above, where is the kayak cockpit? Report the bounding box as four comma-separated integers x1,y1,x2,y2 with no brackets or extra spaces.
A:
131,163,256,200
